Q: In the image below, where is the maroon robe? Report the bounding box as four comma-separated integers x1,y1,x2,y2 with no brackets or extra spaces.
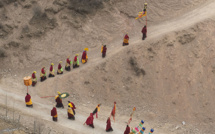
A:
106,118,112,131
50,65,53,72
85,113,94,125
25,94,31,102
51,107,57,116
67,58,70,64
74,56,77,62
124,125,130,134
102,46,107,54
82,51,87,60
41,68,45,74
124,34,129,40
32,73,36,79
142,26,147,34
58,64,62,69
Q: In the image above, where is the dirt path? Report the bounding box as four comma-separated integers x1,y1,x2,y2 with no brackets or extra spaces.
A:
0,1,215,134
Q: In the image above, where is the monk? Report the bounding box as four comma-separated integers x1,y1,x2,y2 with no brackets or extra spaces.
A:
57,61,63,74
111,102,116,122
40,67,46,82
123,34,129,46
32,71,37,87
124,125,130,134
25,93,33,107
93,104,101,118
55,91,64,108
65,56,72,71
101,45,107,58
68,105,75,120
84,113,94,128
73,54,79,68
51,106,58,122
81,50,88,64
68,101,76,115
49,63,55,77
141,25,147,40
106,117,113,132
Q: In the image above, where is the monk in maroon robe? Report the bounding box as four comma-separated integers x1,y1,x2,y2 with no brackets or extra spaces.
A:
40,67,46,82
84,113,94,128
123,34,129,46
25,93,33,107
57,61,63,74
51,106,58,122
102,45,107,58
49,63,55,77
32,71,37,86
65,57,71,71
124,125,130,134
55,94,64,108
106,117,113,132
141,25,147,40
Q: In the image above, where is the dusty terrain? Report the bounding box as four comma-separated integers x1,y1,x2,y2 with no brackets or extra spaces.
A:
0,0,215,133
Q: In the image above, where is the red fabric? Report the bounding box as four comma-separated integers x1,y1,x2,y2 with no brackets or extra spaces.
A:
67,58,70,64
41,68,45,74
124,125,130,134
50,65,53,71
32,73,36,79
74,56,77,62
102,46,107,54
85,113,94,125
58,64,62,69
106,118,112,131
55,96,62,103
142,26,147,34
82,51,87,60
111,104,116,116
124,34,129,40
70,102,76,109
51,107,57,116
25,94,31,102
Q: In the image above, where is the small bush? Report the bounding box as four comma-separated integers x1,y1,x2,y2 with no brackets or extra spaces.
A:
129,57,146,77
0,48,6,57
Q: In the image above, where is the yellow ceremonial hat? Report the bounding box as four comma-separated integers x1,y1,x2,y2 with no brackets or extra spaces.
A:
59,61,62,63
33,71,36,73
51,63,54,65
75,54,79,56
57,91,61,95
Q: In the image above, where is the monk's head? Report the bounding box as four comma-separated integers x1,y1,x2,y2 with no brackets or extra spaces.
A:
26,93,29,95
68,101,70,103
114,101,116,104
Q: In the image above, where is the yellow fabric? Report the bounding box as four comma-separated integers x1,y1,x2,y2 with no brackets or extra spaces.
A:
32,78,37,82
40,72,44,77
68,107,74,115
82,59,86,63
96,106,100,112
57,91,61,95
136,11,147,19
57,69,62,73
55,95,59,100
123,39,129,43
26,99,32,105
101,46,103,53
53,114,57,118
68,103,73,108
66,63,70,67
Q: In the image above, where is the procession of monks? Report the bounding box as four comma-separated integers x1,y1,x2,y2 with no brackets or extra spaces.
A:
25,25,151,133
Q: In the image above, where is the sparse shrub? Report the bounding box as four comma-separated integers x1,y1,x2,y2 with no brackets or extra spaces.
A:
0,48,6,57
129,57,146,77
8,41,20,48
67,0,104,15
